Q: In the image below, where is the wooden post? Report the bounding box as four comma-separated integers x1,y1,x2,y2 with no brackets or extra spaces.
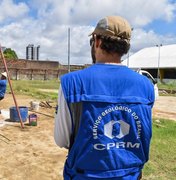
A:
0,45,24,129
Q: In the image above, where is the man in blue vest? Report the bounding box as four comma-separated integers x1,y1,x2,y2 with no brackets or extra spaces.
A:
54,16,155,180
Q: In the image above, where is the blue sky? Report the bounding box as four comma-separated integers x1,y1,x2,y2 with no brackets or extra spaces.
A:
145,19,176,35
0,0,176,64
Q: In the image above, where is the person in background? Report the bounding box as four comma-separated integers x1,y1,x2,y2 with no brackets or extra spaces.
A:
0,72,7,101
54,16,155,180
0,72,7,114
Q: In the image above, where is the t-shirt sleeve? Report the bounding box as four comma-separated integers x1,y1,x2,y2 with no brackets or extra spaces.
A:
54,84,72,149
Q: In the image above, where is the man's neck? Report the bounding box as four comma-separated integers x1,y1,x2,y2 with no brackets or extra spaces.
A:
96,54,121,64
94,42,122,64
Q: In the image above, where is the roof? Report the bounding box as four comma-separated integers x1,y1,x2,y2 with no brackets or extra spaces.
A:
122,44,176,69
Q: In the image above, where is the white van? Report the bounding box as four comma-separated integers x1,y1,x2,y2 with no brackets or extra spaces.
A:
136,70,159,100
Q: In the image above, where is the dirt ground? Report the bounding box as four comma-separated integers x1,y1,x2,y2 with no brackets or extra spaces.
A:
153,96,176,121
0,94,67,180
0,94,176,180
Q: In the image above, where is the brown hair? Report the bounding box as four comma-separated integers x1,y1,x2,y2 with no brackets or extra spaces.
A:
96,35,130,57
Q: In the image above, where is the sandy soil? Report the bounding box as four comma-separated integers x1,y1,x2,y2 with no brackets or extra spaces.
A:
0,94,67,180
0,94,175,180
153,96,176,121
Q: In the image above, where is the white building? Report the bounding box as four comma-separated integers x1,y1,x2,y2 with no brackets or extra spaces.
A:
122,44,176,79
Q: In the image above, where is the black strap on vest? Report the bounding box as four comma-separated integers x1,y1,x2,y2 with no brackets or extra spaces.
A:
68,102,83,152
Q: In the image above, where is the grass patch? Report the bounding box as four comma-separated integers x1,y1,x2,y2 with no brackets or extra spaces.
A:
143,119,176,179
158,80,176,97
7,79,60,101
158,80,176,90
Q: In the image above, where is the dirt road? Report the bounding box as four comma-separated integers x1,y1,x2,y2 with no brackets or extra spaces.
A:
153,96,176,121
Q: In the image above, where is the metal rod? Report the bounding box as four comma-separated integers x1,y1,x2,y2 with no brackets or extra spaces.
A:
28,110,54,118
0,45,24,129
68,27,70,73
156,44,162,81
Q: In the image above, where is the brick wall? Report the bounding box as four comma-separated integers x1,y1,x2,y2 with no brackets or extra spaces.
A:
0,59,87,80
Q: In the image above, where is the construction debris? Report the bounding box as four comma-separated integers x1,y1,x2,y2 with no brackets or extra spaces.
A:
39,101,55,108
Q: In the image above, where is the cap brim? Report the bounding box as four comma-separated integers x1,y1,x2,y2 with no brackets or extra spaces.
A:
88,32,93,36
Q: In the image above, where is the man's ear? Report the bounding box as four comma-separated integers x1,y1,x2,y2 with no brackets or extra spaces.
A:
94,38,101,48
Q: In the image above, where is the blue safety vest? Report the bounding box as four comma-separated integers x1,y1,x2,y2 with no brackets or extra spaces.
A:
61,64,154,180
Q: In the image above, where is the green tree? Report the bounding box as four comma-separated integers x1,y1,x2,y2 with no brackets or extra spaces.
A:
4,48,18,59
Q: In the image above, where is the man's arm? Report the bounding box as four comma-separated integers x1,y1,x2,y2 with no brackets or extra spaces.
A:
54,85,72,149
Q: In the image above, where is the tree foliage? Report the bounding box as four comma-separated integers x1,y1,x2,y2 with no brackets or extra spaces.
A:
4,48,18,59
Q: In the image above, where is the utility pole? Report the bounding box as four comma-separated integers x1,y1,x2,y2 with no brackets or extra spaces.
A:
127,51,130,67
156,44,162,81
127,27,133,67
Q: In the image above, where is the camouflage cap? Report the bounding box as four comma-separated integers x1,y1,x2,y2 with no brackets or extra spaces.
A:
89,16,131,43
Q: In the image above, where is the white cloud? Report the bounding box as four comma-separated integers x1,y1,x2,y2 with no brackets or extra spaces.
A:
163,2,176,22
0,0,176,64
27,0,176,27
0,0,29,23
131,29,161,52
130,28,176,53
